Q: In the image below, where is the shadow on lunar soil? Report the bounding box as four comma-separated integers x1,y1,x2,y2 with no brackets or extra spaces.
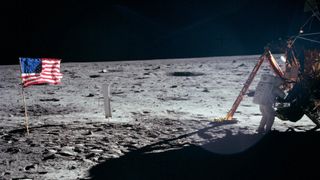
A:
90,130,320,180
167,72,206,77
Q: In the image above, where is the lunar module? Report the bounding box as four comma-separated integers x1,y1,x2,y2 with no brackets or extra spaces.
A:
223,0,320,127
276,49,320,126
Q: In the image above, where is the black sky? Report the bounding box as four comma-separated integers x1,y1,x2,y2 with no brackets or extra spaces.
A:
2,0,312,65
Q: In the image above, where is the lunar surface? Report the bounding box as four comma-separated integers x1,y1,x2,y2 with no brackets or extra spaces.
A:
0,55,319,179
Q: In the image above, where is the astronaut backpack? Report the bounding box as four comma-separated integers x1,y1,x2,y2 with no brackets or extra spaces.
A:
253,74,275,105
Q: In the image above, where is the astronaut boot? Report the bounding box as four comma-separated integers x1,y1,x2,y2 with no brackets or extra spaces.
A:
256,126,266,134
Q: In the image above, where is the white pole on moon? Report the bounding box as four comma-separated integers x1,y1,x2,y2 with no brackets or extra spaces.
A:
103,84,112,119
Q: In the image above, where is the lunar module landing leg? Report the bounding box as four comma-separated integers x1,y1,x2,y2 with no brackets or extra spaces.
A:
224,50,284,121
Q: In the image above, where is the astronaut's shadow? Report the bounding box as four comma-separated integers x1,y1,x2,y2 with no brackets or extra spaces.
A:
89,130,320,180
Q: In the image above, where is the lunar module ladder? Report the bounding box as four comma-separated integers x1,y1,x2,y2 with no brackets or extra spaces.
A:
224,50,285,120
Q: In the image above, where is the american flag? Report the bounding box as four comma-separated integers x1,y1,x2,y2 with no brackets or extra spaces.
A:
19,57,63,87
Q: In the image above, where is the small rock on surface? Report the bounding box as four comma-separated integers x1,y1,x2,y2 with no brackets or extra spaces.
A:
86,93,95,97
59,146,77,156
25,164,37,171
99,69,108,73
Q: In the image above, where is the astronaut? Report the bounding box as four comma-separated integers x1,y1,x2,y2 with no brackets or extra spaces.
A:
253,74,286,133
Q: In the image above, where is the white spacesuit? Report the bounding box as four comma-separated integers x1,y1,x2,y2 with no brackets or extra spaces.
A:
253,74,286,133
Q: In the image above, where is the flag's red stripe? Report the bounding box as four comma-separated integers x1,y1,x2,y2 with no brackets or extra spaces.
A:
23,78,61,87
25,78,61,84
22,76,62,83
41,72,62,76
42,69,61,73
40,75,63,79
21,74,41,83
22,74,62,80
24,81,61,87
22,76,62,84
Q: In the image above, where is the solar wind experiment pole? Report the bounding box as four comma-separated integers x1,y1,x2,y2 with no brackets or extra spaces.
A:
103,84,112,119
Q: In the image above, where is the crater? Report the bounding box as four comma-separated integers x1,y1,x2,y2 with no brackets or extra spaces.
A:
168,72,205,77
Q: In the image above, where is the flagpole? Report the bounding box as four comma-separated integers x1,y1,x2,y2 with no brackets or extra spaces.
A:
21,87,30,135
18,59,30,135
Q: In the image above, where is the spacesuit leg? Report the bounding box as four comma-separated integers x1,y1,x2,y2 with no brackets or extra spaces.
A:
265,105,276,132
258,105,268,131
